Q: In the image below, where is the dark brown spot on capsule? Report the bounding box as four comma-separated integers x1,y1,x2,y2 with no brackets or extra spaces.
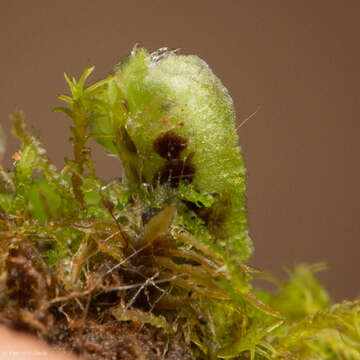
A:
153,153,195,188
153,131,188,160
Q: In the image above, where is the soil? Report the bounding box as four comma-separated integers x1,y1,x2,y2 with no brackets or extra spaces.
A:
0,237,195,360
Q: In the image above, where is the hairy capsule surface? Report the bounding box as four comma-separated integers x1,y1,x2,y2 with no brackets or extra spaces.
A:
90,47,253,277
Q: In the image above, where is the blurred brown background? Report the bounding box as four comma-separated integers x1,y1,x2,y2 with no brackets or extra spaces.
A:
1,1,359,301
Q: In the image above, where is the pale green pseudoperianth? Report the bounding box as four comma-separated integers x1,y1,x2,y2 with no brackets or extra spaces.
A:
90,47,253,272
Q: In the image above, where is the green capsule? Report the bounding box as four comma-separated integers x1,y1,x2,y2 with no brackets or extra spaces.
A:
90,47,253,267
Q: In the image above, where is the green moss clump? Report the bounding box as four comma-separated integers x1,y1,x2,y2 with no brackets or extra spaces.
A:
0,47,358,360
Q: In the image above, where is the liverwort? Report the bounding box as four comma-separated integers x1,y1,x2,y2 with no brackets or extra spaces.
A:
0,46,359,360
89,47,253,290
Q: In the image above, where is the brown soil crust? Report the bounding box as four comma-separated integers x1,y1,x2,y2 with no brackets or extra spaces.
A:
50,319,194,360
0,237,195,360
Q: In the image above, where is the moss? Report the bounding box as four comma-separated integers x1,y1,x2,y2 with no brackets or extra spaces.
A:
0,47,359,359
